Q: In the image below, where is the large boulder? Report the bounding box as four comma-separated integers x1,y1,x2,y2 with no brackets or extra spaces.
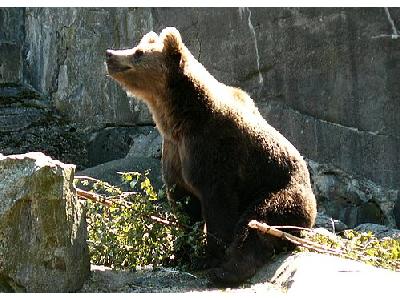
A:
86,125,161,168
78,126,163,191
0,152,90,292
254,252,400,297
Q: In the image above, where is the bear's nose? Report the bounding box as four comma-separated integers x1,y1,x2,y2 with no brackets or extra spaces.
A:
106,50,114,59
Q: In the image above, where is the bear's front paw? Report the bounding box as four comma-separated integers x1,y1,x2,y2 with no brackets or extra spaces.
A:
206,267,244,287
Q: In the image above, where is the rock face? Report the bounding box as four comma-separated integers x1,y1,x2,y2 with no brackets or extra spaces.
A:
87,126,161,168
0,8,24,84
0,84,89,169
308,159,399,228
1,7,400,228
0,152,90,292
78,126,163,190
14,7,400,191
0,43,21,83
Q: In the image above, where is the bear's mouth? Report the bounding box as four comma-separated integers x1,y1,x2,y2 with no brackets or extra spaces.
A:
105,60,131,75
105,50,132,75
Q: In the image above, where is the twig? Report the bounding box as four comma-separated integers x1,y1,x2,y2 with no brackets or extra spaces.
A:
75,175,102,182
248,220,344,256
248,220,400,271
271,225,313,232
150,215,185,229
76,188,113,207
150,215,226,248
75,175,118,189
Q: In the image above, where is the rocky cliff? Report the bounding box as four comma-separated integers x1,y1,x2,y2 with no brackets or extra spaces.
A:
0,7,399,228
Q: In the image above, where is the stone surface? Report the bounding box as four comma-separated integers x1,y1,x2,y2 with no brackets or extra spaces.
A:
126,127,162,159
308,159,398,228
0,84,50,132
0,8,25,43
77,156,163,191
0,152,90,292
1,7,399,228
16,8,400,189
0,43,22,84
268,252,400,297
80,251,400,295
0,8,24,84
87,125,160,168
0,84,89,170
354,223,400,240
314,211,348,232
80,126,162,190
23,8,154,127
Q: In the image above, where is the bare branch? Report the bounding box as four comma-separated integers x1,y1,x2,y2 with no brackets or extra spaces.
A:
150,215,182,228
248,220,344,256
76,188,113,207
74,175,117,189
271,225,313,232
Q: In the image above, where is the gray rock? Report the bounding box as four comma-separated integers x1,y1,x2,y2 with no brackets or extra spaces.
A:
128,97,154,125
9,7,399,195
0,106,49,132
81,251,400,294
0,152,90,292
354,223,400,240
268,252,400,297
315,211,348,232
0,8,24,43
0,84,89,169
77,155,163,191
87,126,161,167
87,127,137,167
0,42,21,84
395,197,400,228
308,159,398,228
1,7,400,229
80,265,211,293
126,128,162,159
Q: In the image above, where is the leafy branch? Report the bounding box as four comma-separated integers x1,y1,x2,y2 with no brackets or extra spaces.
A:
249,220,400,271
75,172,206,270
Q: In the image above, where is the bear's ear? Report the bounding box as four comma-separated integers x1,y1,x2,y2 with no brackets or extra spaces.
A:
161,27,183,61
140,31,159,44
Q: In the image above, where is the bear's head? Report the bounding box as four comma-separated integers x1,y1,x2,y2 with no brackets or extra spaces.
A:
105,27,184,103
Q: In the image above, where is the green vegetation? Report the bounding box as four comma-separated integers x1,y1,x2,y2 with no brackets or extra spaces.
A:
77,171,399,273
298,229,400,271
76,171,206,270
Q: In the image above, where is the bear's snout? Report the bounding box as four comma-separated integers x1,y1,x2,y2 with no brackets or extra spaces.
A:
105,49,131,75
106,49,114,59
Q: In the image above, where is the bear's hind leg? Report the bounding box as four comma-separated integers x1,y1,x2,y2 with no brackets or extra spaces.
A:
207,188,313,286
207,226,289,286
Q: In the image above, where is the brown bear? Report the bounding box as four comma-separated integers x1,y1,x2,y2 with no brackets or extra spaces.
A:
105,27,317,286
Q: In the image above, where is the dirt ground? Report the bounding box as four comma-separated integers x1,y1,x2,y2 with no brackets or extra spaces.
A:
79,254,290,294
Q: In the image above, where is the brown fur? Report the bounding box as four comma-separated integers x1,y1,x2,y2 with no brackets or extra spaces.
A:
106,27,317,286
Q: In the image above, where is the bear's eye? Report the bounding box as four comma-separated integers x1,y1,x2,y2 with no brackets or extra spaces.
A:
133,49,144,61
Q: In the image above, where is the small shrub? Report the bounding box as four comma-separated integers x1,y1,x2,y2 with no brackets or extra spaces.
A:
298,229,400,271
77,171,206,270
